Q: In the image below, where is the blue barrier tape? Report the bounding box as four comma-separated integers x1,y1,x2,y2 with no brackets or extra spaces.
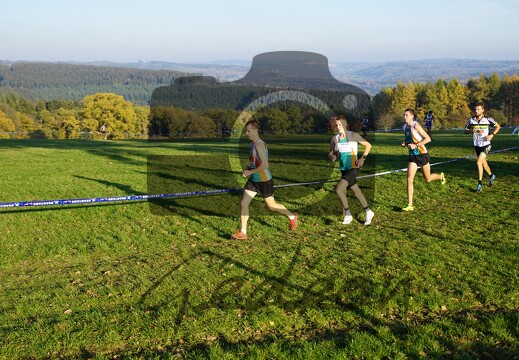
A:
1,146,517,209
0,188,243,209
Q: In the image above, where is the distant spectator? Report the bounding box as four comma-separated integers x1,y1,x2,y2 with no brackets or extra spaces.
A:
221,124,230,142
424,110,434,139
361,117,369,138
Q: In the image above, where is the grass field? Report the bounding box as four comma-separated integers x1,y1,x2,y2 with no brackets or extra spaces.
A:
1,130,518,359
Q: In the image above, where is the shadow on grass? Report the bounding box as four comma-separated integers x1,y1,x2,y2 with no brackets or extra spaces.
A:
118,315,518,359
131,242,519,359
74,175,146,195
5,224,517,358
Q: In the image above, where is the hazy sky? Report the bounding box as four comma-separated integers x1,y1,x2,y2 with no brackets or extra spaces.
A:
2,0,518,63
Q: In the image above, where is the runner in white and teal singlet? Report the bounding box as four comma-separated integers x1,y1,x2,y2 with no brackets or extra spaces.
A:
334,134,358,171
404,121,427,155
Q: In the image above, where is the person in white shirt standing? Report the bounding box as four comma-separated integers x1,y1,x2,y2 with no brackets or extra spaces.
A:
464,102,501,192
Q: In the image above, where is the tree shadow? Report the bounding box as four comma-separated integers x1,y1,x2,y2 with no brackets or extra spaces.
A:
131,243,519,359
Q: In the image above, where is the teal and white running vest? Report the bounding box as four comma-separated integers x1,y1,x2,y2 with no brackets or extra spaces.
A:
404,121,427,155
334,133,358,171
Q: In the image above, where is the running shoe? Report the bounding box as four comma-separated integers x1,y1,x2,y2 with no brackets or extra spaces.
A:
489,174,496,187
231,230,248,240
342,214,353,224
364,210,375,225
476,183,483,192
441,172,446,185
402,205,414,211
289,213,298,231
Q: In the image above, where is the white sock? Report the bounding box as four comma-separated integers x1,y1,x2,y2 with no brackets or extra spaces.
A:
241,229,247,234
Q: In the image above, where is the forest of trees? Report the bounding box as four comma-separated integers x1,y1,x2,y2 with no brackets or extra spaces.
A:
148,105,323,138
1,71,518,140
373,73,519,130
0,92,150,140
0,63,183,105
151,77,370,114
150,72,519,137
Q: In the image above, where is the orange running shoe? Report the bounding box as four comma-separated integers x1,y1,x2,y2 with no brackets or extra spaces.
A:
289,213,298,231
231,230,248,240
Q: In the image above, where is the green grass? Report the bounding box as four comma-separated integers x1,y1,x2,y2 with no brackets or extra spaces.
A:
1,131,518,359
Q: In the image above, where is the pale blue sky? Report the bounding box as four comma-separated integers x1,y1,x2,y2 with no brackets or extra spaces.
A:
2,0,518,63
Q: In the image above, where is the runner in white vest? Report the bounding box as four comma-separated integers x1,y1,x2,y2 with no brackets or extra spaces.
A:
328,115,374,225
464,102,501,192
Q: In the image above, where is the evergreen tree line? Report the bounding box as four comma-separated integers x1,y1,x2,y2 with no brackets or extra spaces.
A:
149,76,372,137
151,78,370,118
0,63,183,105
373,73,519,130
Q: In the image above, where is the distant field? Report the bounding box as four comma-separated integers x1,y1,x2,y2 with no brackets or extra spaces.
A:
0,131,518,359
